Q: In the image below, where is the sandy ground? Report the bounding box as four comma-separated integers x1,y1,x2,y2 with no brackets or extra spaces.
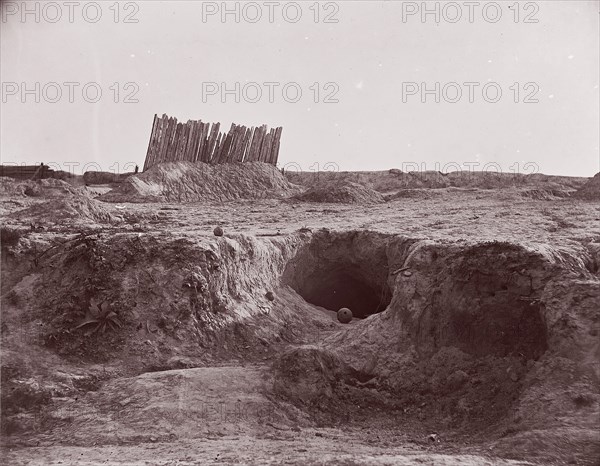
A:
122,190,599,245
3,439,534,466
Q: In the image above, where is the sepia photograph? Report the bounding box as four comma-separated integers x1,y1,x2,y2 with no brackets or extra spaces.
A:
1,1,599,464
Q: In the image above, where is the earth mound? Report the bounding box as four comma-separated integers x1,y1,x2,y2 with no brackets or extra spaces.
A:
573,173,600,200
286,170,589,193
83,171,134,185
101,162,299,203
0,178,80,198
520,189,572,200
274,231,600,461
294,181,385,204
10,196,115,223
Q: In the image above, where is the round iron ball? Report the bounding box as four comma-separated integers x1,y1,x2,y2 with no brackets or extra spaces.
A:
213,226,224,237
337,307,353,324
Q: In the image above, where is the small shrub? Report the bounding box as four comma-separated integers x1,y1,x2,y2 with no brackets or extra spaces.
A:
74,298,123,334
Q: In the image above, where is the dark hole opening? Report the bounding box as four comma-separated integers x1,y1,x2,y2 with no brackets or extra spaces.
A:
293,266,391,319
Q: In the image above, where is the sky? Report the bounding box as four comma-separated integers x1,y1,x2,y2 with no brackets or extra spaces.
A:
1,0,599,176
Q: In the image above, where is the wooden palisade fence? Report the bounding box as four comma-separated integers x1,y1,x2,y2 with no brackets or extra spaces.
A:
143,114,283,172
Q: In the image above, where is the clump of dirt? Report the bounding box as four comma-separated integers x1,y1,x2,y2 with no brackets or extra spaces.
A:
101,162,299,203
10,196,115,224
294,181,385,204
0,178,80,198
573,173,600,200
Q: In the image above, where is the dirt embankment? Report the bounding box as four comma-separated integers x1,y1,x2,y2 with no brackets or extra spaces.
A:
2,227,598,462
286,170,590,194
0,178,81,198
9,196,116,224
278,231,599,462
573,172,600,200
1,177,118,224
100,162,300,203
83,171,135,186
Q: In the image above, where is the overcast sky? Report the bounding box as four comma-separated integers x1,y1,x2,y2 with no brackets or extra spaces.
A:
1,1,598,176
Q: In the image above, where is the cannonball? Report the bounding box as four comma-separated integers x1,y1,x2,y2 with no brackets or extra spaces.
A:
265,291,275,301
337,307,353,324
213,226,224,237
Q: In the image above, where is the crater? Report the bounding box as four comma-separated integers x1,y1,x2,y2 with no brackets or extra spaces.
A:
282,231,393,318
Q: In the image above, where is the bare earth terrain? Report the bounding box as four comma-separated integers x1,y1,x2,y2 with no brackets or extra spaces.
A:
1,163,599,465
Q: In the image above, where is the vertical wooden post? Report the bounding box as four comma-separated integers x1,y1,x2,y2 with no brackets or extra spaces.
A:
171,122,183,162
211,132,223,163
146,114,161,171
184,121,195,162
206,123,221,163
158,117,174,165
217,123,235,163
239,127,248,162
243,127,255,162
229,124,245,162
257,125,268,161
269,127,283,165
179,122,191,161
259,130,271,162
197,122,209,162
143,114,158,171
248,125,265,161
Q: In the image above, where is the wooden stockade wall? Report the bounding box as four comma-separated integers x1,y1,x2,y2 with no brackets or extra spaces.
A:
143,114,283,172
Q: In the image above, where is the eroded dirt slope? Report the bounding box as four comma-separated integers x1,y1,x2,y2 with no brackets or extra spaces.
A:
1,172,599,465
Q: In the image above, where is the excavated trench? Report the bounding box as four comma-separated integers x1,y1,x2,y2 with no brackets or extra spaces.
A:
2,228,598,460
